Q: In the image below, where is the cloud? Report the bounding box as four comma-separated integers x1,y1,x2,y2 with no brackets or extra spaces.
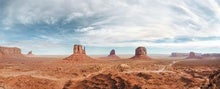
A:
0,0,220,54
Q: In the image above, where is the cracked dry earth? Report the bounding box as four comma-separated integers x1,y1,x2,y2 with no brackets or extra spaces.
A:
0,56,220,89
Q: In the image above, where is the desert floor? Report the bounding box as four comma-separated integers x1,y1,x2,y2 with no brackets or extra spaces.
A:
0,55,219,89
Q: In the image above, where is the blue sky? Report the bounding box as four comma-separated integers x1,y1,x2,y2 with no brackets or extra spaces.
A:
0,0,220,55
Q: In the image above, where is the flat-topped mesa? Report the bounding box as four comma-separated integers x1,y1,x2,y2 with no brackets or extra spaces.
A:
186,51,202,59
130,46,151,60
64,44,93,62
107,49,120,59
0,46,24,59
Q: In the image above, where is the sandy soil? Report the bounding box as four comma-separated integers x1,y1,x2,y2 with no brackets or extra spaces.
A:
0,55,219,89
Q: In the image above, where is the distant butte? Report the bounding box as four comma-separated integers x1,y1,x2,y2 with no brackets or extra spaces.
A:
186,51,202,59
103,49,120,59
130,46,151,60
0,46,24,59
27,51,34,56
170,52,202,57
63,44,94,62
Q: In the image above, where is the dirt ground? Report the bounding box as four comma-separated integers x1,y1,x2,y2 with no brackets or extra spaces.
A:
0,55,219,89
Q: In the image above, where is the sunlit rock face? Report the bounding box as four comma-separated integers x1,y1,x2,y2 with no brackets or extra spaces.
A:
130,46,150,60
0,46,24,59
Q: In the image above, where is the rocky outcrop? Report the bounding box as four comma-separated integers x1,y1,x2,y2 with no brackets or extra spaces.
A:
186,52,202,59
0,46,24,59
202,70,220,89
63,44,93,62
63,74,140,89
130,46,150,60
106,49,120,59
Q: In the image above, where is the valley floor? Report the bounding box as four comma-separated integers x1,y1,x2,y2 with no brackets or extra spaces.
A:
0,56,219,89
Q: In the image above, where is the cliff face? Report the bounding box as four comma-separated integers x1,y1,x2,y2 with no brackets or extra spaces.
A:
0,46,24,59
73,45,86,55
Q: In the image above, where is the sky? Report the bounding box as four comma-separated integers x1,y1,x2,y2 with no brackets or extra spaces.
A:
0,0,220,55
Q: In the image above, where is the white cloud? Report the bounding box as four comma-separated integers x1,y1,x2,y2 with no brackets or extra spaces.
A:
1,0,220,52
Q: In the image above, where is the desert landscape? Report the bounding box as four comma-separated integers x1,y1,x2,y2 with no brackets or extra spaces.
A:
0,45,219,89
1,0,220,89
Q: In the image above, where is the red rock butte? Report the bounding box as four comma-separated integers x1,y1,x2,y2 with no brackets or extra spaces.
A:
27,51,33,56
0,46,24,59
130,46,151,60
63,44,93,61
186,51,202,59
106,49,120,59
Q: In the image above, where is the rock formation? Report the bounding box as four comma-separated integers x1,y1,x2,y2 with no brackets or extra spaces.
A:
106,49,120,59
202,53,220,58
63,44,93,62
170,52,202,57
202,70,220,89
186,51,202,59
0,46,24,59
170,53,188,57
27,51,33,56
130,46,150,60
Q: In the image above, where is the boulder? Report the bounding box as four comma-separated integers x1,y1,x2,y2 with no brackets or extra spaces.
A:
63,44,93,62
130,46,150,60
0,46,24,59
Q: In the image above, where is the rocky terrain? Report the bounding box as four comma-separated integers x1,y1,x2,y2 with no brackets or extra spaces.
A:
0,55,219,89
0,45,219,89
